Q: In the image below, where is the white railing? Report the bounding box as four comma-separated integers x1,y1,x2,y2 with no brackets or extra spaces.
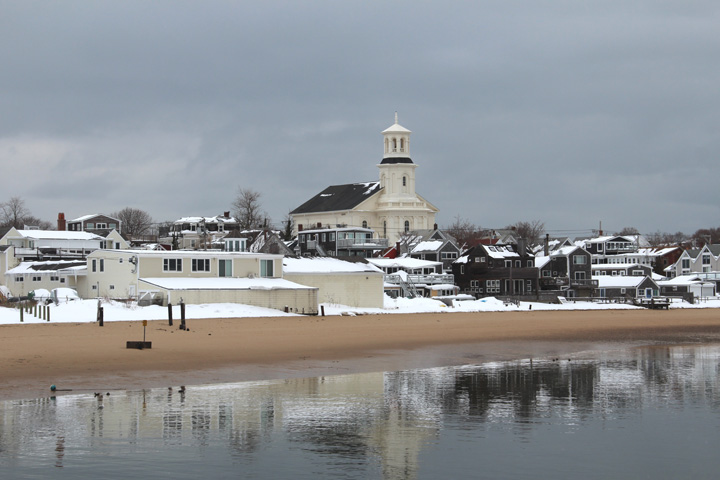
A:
385,273,454,285
337,238,389,249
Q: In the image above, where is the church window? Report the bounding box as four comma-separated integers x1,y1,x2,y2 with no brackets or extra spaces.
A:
400,138,404,151
404,220,410,233
392,138,397,152
362,220,368,229
402,176,407,187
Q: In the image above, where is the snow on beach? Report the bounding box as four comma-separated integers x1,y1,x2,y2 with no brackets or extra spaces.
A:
1,295,719,325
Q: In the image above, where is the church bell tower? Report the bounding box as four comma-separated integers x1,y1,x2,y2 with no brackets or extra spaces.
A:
378,112,417,197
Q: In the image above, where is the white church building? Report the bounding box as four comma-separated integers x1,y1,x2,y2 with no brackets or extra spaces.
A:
290,115,439,245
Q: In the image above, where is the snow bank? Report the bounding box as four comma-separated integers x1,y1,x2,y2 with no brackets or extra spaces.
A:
1,295,718,326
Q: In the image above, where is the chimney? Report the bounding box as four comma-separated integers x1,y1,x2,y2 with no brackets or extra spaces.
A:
517,238,526,256
544,234,549,256
433,223,438,230
224,211,230,218
57,212,66,231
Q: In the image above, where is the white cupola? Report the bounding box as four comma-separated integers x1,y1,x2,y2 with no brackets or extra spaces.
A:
381,112,412,161
378,113,417,197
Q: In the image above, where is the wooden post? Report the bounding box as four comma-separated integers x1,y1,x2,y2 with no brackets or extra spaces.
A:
167,303,173,326
180,301,186,323
321,305,325,316
47,306,51,322
98,307,104,326
19,305,23,322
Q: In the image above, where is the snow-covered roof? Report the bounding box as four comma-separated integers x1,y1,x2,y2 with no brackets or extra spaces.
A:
367,257,442,270
175,215,237,224
657,275,713,286
6,260,87,274
483,244,519,259
534,256,551,269
411,240,444,253
551,246,582,257
283,257,382,274
594,276,654,288
140,277,315,291
69,214,120,223
95,249,280,258
14,230,103,241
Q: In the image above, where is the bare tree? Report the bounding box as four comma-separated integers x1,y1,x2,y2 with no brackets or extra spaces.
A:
444,215,485,249
691,227,720,247
22,215,53,230
647,230,686,246
508,220,545,248
233,188,269,230
0,196,31,229
111,207,154,237
617,226,640,236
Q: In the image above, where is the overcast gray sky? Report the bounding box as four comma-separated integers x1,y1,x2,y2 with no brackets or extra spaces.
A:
2,1,718,238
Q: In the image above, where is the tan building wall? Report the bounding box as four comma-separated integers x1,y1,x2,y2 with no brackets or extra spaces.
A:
83,250,314,313
137,280,318,313
4,270,69,297
85,250,284,299
284,272,384,308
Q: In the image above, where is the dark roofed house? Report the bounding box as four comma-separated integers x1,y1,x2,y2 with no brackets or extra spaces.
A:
291,182,382,216
290,114,438,244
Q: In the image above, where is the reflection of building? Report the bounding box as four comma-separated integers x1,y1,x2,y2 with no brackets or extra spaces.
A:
2,345,720,476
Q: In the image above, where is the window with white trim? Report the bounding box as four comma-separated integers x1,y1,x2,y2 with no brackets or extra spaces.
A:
192,258,210,272
486,280,500,293
163,258,183,272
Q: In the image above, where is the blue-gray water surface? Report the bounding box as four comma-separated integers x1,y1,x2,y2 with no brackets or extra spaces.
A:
2,344,719,479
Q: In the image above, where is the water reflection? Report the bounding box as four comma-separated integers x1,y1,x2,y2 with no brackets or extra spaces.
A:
1,344,719,479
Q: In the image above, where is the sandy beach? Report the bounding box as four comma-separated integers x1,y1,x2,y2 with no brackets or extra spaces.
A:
2,308,719,401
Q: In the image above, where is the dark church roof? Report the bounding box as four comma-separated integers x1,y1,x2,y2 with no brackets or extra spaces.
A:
379,157,413,164
291,182,382,214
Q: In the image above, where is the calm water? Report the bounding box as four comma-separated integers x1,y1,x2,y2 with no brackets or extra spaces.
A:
2,344,720,479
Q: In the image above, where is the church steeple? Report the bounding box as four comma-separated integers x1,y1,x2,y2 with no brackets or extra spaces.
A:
378,113,417,198
381,112,413,164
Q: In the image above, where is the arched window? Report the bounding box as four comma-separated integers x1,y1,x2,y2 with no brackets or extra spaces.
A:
392,138,397,152
362,220,368,229
402,176,407,187
384,138,389,154
404,220,410,233
383,221,387,237
400,138,404,151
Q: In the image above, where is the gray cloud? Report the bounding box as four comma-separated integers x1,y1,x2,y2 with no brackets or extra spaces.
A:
1,1,718,236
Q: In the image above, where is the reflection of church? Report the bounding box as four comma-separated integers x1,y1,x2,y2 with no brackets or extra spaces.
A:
291,114,439,244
